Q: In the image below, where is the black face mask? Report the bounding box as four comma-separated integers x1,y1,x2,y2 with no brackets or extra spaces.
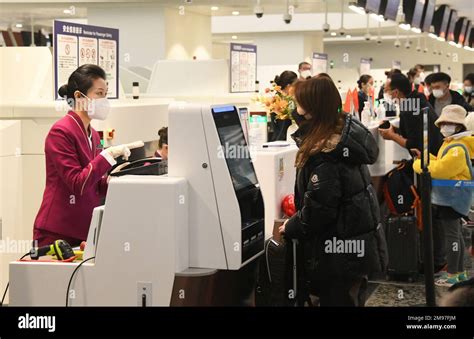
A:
291,109,307,127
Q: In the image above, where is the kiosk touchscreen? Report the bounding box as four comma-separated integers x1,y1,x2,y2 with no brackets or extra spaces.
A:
212,106,264,263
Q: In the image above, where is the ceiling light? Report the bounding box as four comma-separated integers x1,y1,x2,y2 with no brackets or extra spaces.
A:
348,3,366,15
211,6,219,11
349,3,366,15
63,9,72,14
232,35,238,39
15,23,23,28
232,11,240,16
370,13,385,22
330,31,337,36
399,23,411,31
346,34,352,39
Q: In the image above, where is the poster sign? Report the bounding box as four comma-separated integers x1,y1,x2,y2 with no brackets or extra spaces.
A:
392,60,401,70
359,58,371,75
312,52,328,75
54,20,119,99
230,43,257,93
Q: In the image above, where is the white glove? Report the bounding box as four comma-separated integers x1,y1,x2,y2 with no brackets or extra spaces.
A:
106,141,144,161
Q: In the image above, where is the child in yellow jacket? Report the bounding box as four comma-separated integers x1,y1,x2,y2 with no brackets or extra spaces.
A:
414,104,473,287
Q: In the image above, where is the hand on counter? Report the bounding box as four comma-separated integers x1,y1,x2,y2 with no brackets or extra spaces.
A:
106,140,145,161
279,219,288,234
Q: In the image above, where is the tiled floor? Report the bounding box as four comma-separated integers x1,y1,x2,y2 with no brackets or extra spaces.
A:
365,227,473,307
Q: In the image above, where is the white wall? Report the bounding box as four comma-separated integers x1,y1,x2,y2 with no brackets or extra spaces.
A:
87,6,212,66
164,8,212,60
325,39,474,84
212,32,323,90
87,5,166,68
253,33,306,66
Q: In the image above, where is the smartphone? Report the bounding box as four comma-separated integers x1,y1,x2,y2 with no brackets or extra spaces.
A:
379,120,391,129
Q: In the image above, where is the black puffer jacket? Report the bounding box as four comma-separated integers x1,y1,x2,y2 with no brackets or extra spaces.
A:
285,114,388,279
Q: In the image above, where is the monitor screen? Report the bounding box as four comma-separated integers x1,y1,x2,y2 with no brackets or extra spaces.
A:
384,0,400,21
238,107,249,143
410,0,425,29
421,0,435,32
455,18,468,44
366,0,381,13
212,106,258,193
447,10,458,42
465,23,472,47
435,5,450,39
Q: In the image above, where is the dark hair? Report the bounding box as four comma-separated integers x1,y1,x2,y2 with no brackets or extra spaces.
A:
464,73,474,85
389,73,412,96
384,68,402,77
316,73,333,80
274,71,298,90
429,72,451,85
357,74,373,89
407,68,417,80
294,76,343,167
298,61,311,70
424,72,435,85
58,64,106,105
158,127,168,148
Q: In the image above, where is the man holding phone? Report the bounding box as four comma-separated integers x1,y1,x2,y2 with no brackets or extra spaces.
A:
378,73,443,156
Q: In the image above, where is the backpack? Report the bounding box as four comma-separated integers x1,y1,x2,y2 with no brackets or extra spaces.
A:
384,159,421,216
431,143,474,217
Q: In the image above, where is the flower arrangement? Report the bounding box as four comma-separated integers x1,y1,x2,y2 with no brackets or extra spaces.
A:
254,83,296,121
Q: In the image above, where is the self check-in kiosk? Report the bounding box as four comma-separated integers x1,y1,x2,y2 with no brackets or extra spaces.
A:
9,103,264,306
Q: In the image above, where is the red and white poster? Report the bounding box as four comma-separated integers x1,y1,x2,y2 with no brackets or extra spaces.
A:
79,36,98,66
56,34,78,91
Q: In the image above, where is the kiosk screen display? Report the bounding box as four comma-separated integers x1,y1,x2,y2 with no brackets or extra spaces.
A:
212,106,258,192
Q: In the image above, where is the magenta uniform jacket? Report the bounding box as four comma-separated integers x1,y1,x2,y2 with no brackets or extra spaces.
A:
33,111,112,243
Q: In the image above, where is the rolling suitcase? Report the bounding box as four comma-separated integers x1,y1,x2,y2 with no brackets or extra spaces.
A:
255,220,305,306
386,215,420,282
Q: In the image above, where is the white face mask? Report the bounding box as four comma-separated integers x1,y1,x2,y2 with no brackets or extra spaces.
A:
300,70,312,79
383,92,392,103
440,124,457,138
414,77,421,85
465,86,473,94
80,92,110,120
424,87,431,97
432,89,445,99
419,72,425,82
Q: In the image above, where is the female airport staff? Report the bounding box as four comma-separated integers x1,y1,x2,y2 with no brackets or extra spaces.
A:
33,64,140,247
155,126,168,160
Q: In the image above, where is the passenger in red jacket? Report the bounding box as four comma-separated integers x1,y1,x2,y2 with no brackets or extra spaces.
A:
34,64,141,247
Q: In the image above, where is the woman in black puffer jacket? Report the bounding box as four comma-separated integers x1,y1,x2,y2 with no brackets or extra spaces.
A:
280,75,388,306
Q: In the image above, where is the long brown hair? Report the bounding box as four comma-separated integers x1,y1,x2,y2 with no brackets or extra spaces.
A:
294,75,343,168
